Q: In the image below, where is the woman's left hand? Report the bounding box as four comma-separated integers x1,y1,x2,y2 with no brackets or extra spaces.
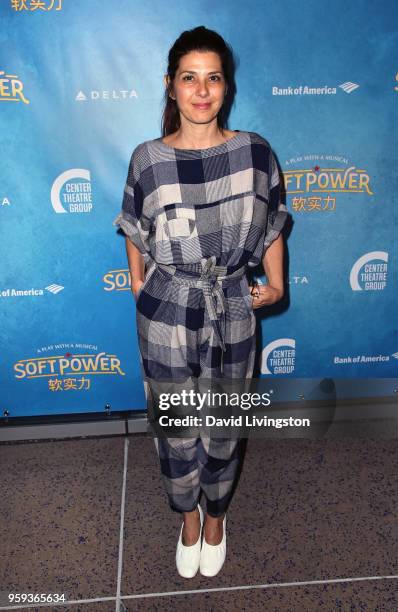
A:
249,284,284,309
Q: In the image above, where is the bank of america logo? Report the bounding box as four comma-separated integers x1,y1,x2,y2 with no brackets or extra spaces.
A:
339,82,359,94
391,352,398,360
45,284,65,294
76,91,87,101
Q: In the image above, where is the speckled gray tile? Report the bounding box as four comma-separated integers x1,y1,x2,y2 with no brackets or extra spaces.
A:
0,438,124,602
122,436,398,597
120,579,398,611
225,438,398,585
25,603,115,612
1,434,397,611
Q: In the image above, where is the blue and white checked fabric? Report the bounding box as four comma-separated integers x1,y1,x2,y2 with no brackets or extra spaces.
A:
113,130,288,516
113,130,288,375
113,130,288,270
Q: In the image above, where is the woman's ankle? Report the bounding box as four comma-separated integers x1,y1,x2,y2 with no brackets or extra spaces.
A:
205,512,225,523
183,507,199,519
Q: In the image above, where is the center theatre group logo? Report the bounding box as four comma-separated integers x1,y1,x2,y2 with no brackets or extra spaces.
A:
350,251,388,291
51,169,93,213
283,155,373,213
14,347,125,392
0,70,29,104
261,339,296,375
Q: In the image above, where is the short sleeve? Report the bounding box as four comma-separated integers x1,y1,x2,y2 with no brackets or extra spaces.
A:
113,146,151,263
263,150,288,251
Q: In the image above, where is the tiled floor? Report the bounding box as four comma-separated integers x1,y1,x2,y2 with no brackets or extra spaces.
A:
0,434,397,611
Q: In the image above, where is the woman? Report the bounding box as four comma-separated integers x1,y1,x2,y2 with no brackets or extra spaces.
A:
114,26,288,578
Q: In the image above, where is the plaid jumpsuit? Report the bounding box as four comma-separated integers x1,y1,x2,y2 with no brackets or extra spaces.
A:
114,131,287,517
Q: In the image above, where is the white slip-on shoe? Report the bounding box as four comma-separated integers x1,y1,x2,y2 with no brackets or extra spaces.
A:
199,514,226,577
176,504,204,578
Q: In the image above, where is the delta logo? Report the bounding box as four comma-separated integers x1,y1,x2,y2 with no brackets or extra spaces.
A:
75,89,138,102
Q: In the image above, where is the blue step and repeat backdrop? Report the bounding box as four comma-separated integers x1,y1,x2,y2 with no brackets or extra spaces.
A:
1,0,397,417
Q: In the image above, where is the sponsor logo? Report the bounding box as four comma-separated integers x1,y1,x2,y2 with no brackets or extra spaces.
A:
288,276,309,285
51,169,93,213
261,339,296,375
0,284,65,298
251,276,309,291
0,70,29,104
338,82,360,93
11,0,62,11
334,353,393,365
349,251,388,291
272,82,359,96
75,89,138,102
14,345,125,392
283,154,373,213
45,283,64,294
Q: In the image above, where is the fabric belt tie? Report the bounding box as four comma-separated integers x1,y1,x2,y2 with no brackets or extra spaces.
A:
156,257,247,369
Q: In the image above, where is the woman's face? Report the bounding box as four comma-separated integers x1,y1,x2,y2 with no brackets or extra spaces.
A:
168,50,227,127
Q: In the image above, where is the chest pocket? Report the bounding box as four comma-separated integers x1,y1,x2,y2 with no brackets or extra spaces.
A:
156,207,197,242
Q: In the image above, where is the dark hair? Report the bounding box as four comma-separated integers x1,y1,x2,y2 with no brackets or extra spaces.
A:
161,26,236,136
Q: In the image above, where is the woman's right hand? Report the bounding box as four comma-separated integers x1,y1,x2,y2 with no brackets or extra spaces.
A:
131,280,144,301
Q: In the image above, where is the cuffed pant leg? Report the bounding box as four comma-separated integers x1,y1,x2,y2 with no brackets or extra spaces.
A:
197,434,243,517
153,436,201,514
